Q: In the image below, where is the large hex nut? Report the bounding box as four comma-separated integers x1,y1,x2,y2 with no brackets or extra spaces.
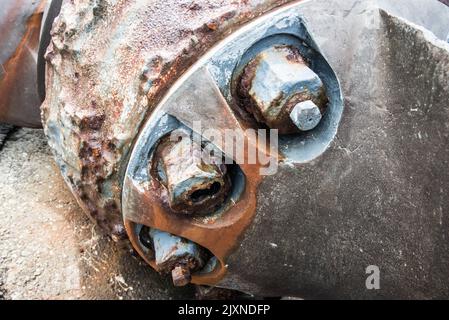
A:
152,131,231,215
238,45,328,134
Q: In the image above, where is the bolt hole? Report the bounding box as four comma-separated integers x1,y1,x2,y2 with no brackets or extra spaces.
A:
139,226,153,250
190,182,221,203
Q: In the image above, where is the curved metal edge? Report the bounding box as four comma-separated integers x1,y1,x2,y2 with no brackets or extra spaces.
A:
121,0,343,286
0,1,47,127
37,0,63,102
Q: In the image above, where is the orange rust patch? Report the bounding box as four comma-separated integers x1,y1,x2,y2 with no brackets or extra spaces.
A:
124,129,280,286
0,1,47,127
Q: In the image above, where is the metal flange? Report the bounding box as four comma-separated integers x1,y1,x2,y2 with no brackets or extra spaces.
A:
122,2,343,287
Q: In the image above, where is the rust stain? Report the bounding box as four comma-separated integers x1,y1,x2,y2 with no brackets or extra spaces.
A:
150,133,231,215
42,0,293,240
124,125,280,285
236,45,327,134
42,0,296,283
0,1,47,127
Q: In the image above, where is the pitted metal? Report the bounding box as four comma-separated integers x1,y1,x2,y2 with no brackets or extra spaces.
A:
151,130,231,215
42,0,449,299
122,0,449,298
42,0,290,239
122,1,343,287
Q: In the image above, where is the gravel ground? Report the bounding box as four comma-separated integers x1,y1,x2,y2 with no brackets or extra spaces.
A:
0,124,16,151
0,127,195,300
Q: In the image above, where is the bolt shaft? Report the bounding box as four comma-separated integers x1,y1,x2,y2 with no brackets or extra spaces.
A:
148,228,208,287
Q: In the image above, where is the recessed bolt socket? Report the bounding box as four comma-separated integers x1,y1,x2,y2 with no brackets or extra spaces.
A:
151,130,231,215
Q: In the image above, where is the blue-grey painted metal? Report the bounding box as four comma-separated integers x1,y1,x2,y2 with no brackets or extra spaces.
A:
149,228,204,270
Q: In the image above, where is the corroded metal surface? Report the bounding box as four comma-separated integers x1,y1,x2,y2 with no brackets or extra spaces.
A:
151,131,231,215
123,0,449,297
148,228,208,286
0,0,47,127
121,2,341,288
237,45,327,134
218,1,449,298
43,0,449,299
42,0,290,239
